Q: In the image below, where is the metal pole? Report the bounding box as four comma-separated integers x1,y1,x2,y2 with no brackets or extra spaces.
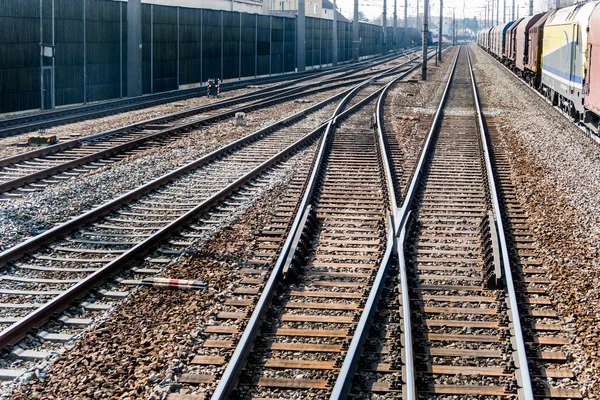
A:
416,0,419,30
491,0,494,28
282,16,285,73
353,0,359,60
239,13,242,79
512,0,515,19
177,7,180,88
421,0,428,80
319,18,322,67
393,0,397,49
120,3,123,98
503,0,506,23
51,0,55,108
297,0,306,70
438,0,442,61
269,15,272,75
200,9,203,82
453,8,455,45
496,0,499,25
221,11,224,80
255,14,258,75
529,0,533,15
40,0,43,110
383,0,387,51
403,0,407,48
333,0,338,65
83,0,87,104
555,0,559,9
150,4,154,94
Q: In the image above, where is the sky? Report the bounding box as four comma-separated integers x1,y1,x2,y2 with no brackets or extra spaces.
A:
335,0,562,23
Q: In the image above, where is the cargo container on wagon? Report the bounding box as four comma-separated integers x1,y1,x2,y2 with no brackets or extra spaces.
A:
505,18,524,64
514,12,545,74
524,10,553,86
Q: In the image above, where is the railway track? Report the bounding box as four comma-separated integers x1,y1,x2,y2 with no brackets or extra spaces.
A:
0,56,429,382
165,46,442,400
0,50,407,139
340,46,581,399
0,54,419,198
168,45,583,400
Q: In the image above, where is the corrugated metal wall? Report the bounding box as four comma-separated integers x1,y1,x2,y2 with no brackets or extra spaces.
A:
0,0,422,114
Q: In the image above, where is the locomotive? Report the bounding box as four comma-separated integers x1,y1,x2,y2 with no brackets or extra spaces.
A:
477,1,600,135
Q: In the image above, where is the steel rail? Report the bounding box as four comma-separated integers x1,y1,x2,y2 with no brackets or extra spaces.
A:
0,75,354,168
328,214,396,400
0,51,419,171
327,51,441,400
0,50,413,138
0,56,423,349
209,60,415,400
0,121,327,349
394,47,461,235
396,210,415,400
467,47,534,400
0,85,356,270
332,46,460,400
0,75,380,193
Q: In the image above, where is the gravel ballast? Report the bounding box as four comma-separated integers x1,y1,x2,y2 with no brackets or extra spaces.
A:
470,43,600,397
0,95,341,251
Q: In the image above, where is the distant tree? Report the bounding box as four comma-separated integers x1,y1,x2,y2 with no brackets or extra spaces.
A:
358,11,369,22
463,17,479,31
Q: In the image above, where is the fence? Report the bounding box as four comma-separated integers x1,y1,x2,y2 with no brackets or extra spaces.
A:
0,0,421,114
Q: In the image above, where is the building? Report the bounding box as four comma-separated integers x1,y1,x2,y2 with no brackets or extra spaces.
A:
128,0,265,14
268,0,347,20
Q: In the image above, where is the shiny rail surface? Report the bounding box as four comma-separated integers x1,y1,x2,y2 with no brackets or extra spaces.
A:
0,50,410,138
0,54,427,358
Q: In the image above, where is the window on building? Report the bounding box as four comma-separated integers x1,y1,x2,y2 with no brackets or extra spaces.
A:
280,1,284,9
306,3,310,13
271,0,275,9
314,4,318,14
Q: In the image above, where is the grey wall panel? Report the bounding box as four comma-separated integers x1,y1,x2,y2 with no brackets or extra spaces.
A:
179,7,201,86
0,0,40,113
1,0,418,114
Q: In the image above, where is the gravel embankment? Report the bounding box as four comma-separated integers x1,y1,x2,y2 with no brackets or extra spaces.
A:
0,84,286,159
7,149,310,400
386,46,458,193
0,96,340,251
470,43,600,397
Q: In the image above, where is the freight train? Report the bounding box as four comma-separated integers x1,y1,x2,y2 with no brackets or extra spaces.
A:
477,1,600,134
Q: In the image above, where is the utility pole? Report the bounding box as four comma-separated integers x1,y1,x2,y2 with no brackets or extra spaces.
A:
404,0,408,48
491,0,494,27
438,0,443,61
512,0,515,19
298,0,306,70
383,0,387,51
353,0,359,61
529,0,533,15
503,0,506,23
452,8,455,45
555,0,560,9
333,0,338,64
393,0,398,49
422,0,429,80
496,0,499,24
417,0,420,30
